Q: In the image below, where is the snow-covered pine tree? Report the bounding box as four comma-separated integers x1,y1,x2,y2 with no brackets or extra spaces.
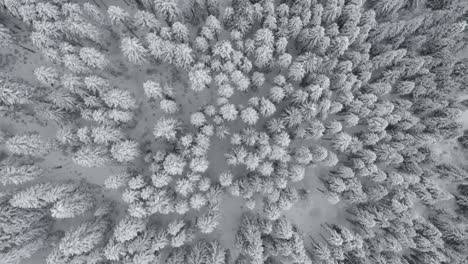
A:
121,37,148,64
5,134,51,157
110,140,140,163
0,199,52,264
73,145,110,167
57,217,110,257
50,189,95,218
113,216,147,243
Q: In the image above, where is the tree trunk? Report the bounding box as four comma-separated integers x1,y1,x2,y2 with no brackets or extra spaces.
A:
16,43,35,53
100,0,108,9
319,233,331,246
92,0,102,7
345,209,357,216
5,7,16,19
309,236,317,245
124,23,138,38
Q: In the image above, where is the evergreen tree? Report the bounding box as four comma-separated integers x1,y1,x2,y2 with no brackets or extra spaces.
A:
255,45,274,69
5,134,51,157
108,5,132,28
189,67,212,92
160,99,179,114
34,66,59,87
121,37,148,64
103,89,136,110
91,126,124,145
235,213,263,262
220,104,238,121
219,171,233,187
271,217,293,239
84,75,111,93
73,146,110,167
111,140,140,163
191,112,207,127
175,177,195,196
114,216,147,243
330,132,352,152
170,22,189,43
57,217,110,257
173,44,194,69
105,172,130,189
134,10,161,31
206,240,227,264
197,210,220,233
143,80,164,100
164,153,186,176
0,198,52,264
50,190,95,218
10,182,79,209
371,0,405,16
0,77,34,106
241,107,259,125
154,0,180,23
154,118,180,141
63,54,90,74
0,162,44,186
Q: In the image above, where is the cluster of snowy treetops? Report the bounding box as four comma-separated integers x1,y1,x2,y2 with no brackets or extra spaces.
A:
1,0,468,263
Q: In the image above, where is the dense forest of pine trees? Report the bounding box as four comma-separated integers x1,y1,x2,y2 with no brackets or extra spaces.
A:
0,0,468,263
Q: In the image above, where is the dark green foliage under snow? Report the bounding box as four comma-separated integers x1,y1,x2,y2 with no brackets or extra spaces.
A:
0,0,468,263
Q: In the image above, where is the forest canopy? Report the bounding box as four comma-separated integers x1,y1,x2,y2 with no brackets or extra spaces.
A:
0,0,468,264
